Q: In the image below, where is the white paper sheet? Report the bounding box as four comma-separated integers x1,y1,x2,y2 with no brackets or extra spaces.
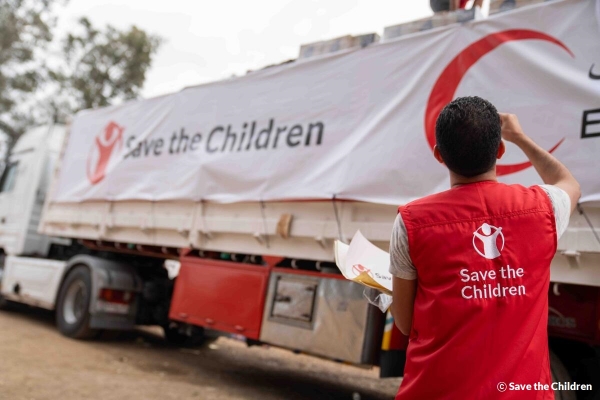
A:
334,230,393,294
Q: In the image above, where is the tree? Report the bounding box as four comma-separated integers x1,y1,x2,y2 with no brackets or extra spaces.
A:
48,17,162,123
0,0,61,145
0,6,161,161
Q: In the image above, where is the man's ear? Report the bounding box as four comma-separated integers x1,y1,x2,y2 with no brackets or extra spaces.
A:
433,145,444,164
497,141,506,159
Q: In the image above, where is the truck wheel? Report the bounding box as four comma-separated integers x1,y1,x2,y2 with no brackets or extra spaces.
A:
551,351,577,400
56,266,97,339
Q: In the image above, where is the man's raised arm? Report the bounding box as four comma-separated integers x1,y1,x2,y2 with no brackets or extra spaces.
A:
499,113,581,213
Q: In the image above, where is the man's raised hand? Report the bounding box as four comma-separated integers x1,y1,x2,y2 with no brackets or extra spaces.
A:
499,113,526,144
499,112,580,212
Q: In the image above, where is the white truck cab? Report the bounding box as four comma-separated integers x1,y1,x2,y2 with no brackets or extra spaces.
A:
0,125,147,334
0,125,67,257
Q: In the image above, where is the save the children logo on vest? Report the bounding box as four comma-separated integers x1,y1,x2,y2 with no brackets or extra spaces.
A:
472,223,504,259
86,121,124,185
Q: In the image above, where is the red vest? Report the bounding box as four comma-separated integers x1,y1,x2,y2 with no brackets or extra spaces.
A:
396,181,556,400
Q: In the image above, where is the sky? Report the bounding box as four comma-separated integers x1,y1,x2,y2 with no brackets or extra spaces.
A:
54,1,433,99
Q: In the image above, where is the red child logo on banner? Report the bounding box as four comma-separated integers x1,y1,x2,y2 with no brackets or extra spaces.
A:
86,121,124,185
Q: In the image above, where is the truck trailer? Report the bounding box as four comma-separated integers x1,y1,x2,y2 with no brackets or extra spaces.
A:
0,0,599,398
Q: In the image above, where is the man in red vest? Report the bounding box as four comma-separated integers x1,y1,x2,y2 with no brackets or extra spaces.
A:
389,96,580,399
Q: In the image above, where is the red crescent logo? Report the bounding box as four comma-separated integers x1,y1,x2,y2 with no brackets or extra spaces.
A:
424,29,573,176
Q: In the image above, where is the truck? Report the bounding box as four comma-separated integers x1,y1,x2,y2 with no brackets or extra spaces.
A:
1,0,599,398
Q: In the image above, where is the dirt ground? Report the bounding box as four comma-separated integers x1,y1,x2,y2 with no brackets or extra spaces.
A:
0,304,401,400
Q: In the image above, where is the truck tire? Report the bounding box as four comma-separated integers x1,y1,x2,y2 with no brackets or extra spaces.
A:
56,266,97,339
551,351,577,400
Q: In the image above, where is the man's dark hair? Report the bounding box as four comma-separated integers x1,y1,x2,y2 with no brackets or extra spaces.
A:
435,96,501,178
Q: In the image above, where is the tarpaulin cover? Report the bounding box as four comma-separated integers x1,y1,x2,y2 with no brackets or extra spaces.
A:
53,0,600,205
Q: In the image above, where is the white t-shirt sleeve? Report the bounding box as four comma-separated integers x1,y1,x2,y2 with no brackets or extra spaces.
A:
389,213,417,280
539,184,571,239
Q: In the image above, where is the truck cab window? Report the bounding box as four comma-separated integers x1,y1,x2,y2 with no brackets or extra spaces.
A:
0,162,18,193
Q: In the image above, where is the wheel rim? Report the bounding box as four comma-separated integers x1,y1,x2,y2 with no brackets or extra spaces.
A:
63,280,87,325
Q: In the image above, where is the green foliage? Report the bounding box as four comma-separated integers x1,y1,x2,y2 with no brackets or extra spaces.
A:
0,2,162,146
52,17,162,117
0,0,59,140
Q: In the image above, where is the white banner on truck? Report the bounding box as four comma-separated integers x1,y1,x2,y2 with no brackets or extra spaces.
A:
54,0,600,205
